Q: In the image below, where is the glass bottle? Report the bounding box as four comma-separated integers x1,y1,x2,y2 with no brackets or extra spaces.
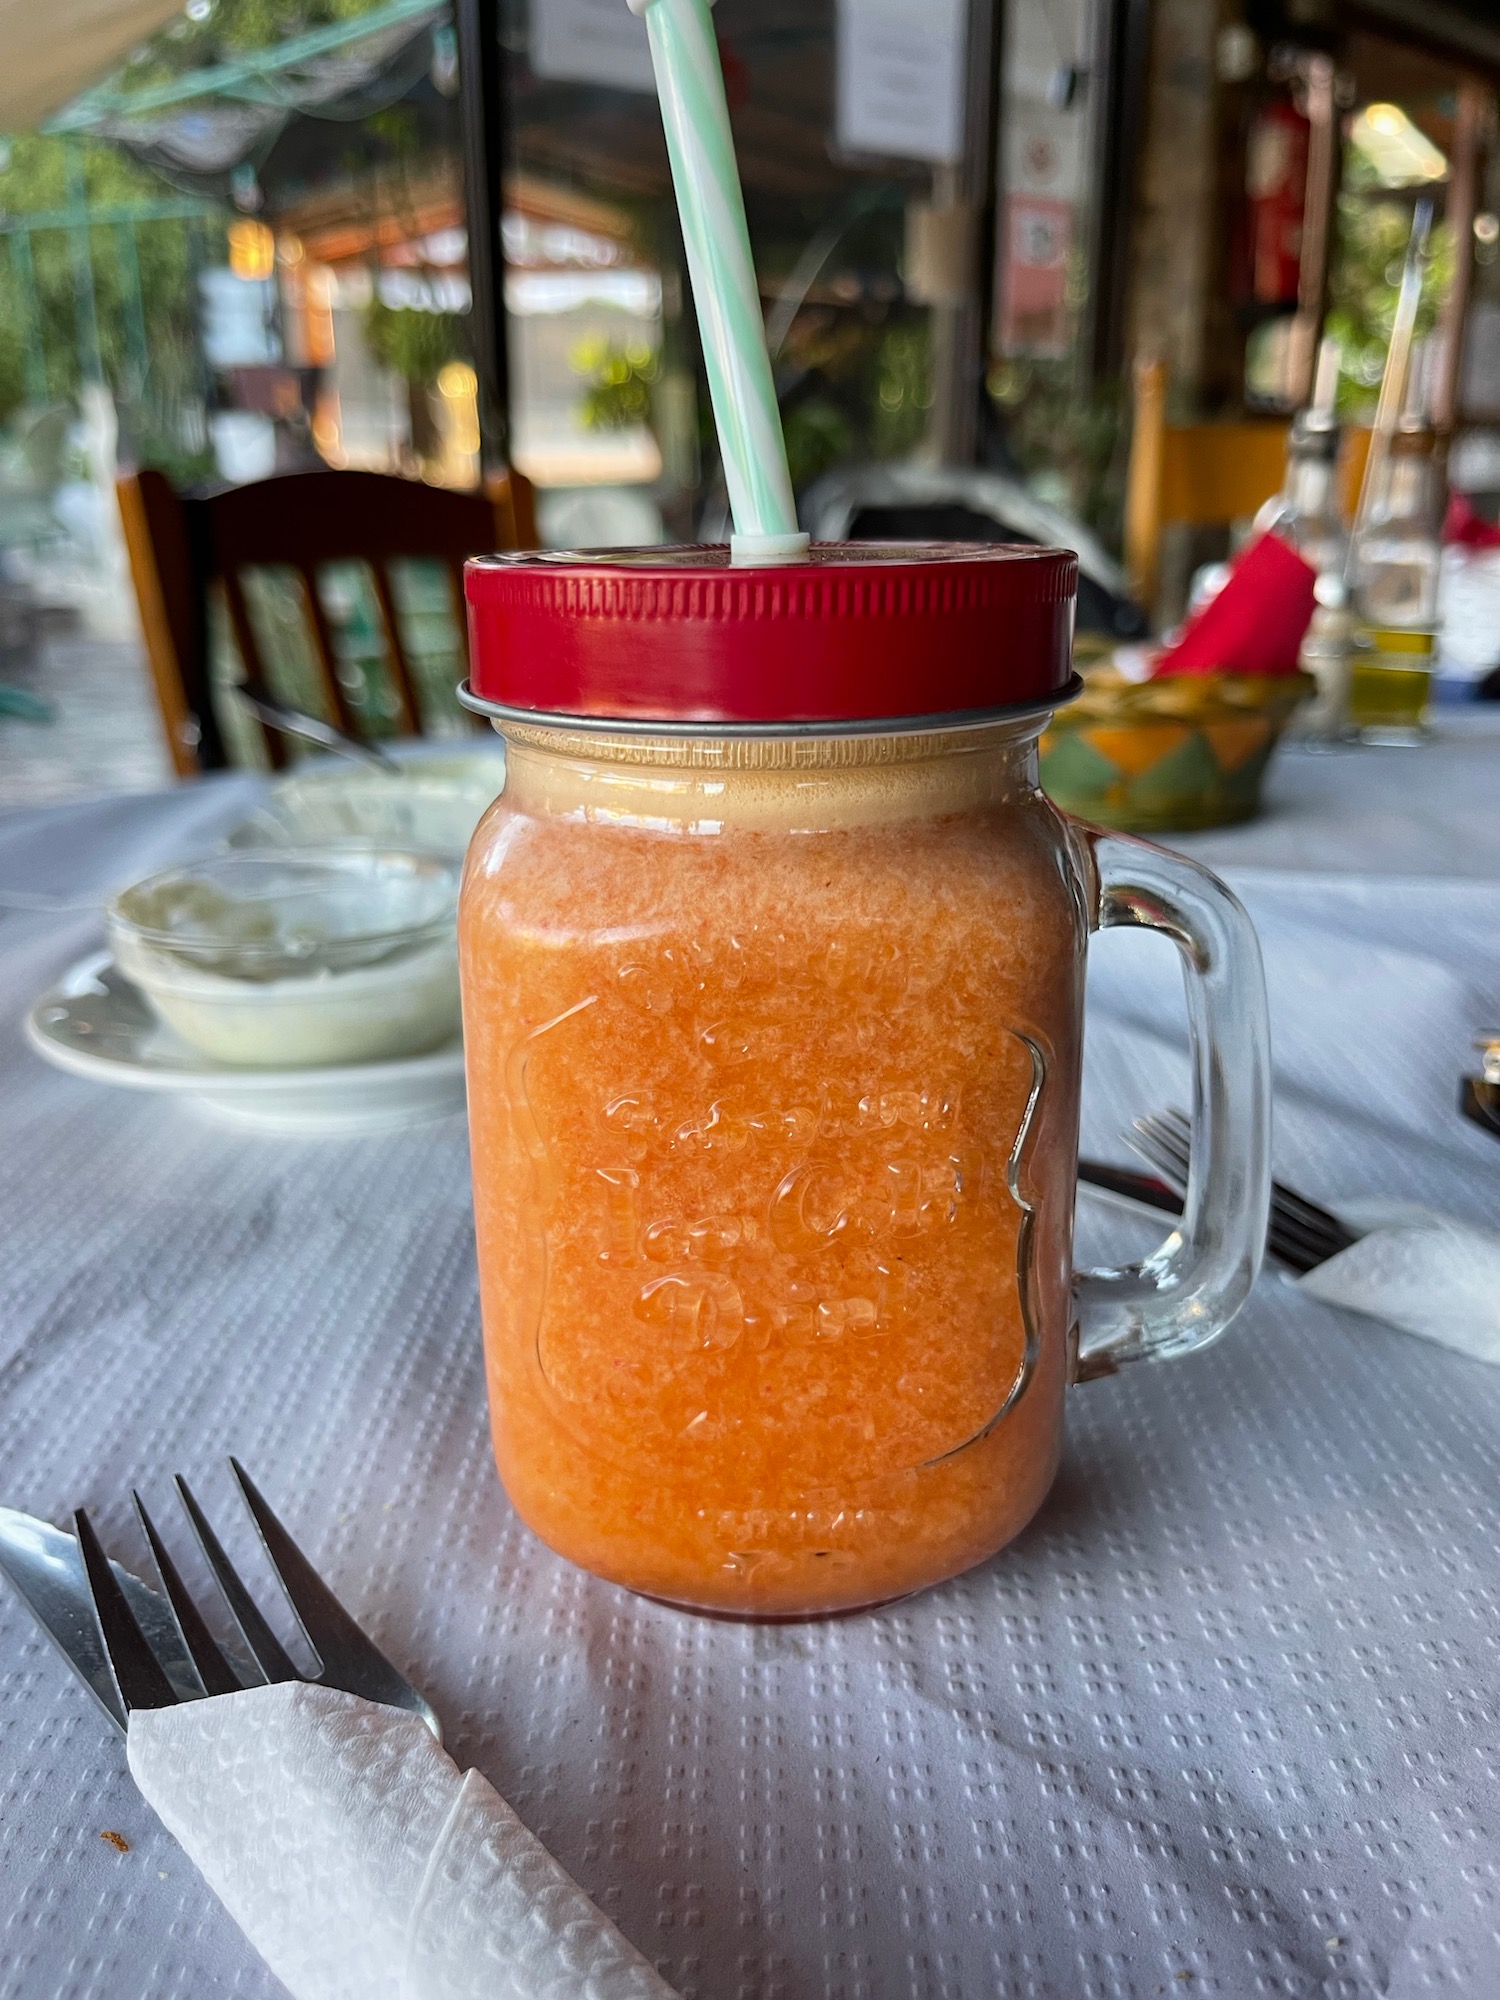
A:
1260,407,1347,580
1348,427,1442,742
1258,406,1351,741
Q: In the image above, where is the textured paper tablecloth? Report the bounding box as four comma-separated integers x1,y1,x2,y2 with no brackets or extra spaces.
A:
2,731,1499,2000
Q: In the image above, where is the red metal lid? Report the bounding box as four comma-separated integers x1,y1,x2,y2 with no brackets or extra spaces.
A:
463,542,1077,728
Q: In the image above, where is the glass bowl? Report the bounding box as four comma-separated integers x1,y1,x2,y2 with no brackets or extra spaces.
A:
229,752,506,858
105,848,462,1069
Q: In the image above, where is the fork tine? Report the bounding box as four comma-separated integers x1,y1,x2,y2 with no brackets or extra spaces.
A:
1136,1115,1308,1252
1267,1183,1357,1244
73,1509,179,1715
1265,1233,1325,1277
174,1476,299,1685
1159,1105,1354,1245
1274,1212,1348,1263
1140,1150,1337,1266
1139,1112,1190,1164
1133,1117,1303,1260
1135,1108,1352,1268
1134,1116,1187,1163
133,1492,243,1700
1128,1119,1188,1190
227,1458,431,1723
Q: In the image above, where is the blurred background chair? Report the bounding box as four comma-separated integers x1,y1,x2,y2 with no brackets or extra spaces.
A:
1123,358,1378,627
118,467,536,777
801,461,1148,641
1122,359,1291,623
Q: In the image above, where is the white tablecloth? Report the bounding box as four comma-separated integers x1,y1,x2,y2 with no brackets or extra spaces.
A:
1172,708,1500,880
2,721,1499,2000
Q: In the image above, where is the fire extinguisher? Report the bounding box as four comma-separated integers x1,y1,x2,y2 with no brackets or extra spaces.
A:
1245,98,1309,309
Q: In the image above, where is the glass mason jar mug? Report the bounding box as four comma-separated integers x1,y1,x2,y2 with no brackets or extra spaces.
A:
460,546,1270,1618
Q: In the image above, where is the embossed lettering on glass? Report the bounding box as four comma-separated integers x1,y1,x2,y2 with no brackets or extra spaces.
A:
459,547,1271,1617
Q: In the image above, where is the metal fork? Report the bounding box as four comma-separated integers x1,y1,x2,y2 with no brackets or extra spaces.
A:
1129,1106,1359,1275
70,1460,438,1736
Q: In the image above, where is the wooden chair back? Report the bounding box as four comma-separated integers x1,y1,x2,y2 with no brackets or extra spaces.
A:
1123,359,1289,616
118,465,537,776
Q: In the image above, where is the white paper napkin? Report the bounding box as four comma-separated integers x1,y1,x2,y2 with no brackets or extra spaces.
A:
1296,1198,1500,1363
126,1680,681,2000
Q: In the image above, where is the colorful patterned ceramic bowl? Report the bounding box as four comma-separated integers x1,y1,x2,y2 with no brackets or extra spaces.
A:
1040,670,1313,833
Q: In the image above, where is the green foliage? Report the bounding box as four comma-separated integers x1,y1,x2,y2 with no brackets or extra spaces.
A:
126,390,217,488
362,299,465,387
570,336,658,432
0,311,28,422
1325,198,1454,417
115,0,387,90
0,136,220,459
781,397,852,489
758,304,915,475
988,358,1128,540
868,324,931,458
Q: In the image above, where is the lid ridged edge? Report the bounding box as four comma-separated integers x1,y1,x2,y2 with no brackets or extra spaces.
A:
466,549,1077,623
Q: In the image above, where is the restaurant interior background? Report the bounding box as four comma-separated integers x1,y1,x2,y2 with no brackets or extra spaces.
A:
0,0,1498,799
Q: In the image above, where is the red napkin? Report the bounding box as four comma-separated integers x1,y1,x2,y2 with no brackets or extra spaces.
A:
1151,531,1317,678
1443,491,1500,549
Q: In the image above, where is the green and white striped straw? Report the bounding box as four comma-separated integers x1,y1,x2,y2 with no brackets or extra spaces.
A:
628,0,810,563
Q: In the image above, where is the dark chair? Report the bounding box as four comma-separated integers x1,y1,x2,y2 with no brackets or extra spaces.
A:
118,465,537,776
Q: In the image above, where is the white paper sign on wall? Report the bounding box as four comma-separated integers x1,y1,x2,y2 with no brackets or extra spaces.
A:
836,0,968,166
530,0,656,94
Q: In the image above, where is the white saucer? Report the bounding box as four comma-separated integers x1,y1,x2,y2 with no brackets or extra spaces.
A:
26,953,467,1135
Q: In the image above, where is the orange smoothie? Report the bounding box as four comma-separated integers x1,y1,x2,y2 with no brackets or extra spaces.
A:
460,724,1088,1616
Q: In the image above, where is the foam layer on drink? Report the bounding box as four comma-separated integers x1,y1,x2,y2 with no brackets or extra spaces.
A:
493,718,1047,833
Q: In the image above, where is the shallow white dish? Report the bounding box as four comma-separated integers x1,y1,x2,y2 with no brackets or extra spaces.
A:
229,751,505,857
26,953,466,1135
106,847,461,1069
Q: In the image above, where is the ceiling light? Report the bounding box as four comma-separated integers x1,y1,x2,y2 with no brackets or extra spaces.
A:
1349,102,1447,187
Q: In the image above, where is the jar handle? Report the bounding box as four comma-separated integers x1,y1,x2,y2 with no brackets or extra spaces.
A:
1071,827,1271,1380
